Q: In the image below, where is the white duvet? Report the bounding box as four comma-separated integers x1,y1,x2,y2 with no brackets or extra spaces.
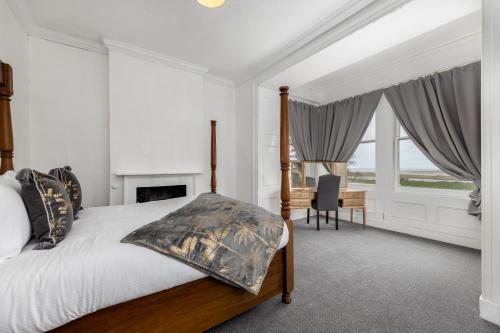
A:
0,197,289,333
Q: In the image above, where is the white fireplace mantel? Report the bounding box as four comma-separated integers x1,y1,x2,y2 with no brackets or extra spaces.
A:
115,170,203,176
116,171,202,204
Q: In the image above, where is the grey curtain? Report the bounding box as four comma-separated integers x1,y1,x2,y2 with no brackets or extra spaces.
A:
384,61,481,216
289,101,317,161
289,90,382,162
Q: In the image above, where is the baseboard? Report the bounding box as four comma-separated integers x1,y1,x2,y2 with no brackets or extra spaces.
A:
480,295,500,326
292,209,479,249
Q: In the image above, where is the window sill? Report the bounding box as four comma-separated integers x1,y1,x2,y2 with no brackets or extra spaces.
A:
395,186,471,199
348,183,376,191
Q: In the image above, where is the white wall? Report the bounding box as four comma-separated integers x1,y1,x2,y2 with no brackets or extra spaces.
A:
107,51,236,205
203,77,237,197
1,3,110,207
1,2,238,207
235,82,257,204
0,0,30,169
108,51,206,205
29,38,109,208
257,87,281,213
480,0,500,326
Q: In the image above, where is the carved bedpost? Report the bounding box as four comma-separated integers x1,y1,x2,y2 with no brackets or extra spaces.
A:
211,120,217,193
280,86,294,304
0,62,14,175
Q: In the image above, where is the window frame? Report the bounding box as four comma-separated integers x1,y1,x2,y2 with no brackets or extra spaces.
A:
348,114,376,187
394,122,471,196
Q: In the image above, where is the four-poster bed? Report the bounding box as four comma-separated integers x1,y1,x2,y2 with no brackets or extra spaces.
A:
0,61,294,332
0,61,14,175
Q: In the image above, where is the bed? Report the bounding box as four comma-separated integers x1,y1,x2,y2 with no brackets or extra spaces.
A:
0,60,294,333
1,198,289,332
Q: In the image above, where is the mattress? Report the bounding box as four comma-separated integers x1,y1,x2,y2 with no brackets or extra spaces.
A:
0,197,289,333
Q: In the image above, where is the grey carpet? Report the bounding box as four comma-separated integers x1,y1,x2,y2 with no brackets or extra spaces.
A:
209,218,500,333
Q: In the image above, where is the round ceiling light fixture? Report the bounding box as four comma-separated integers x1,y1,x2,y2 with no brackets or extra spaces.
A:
196,0,225,8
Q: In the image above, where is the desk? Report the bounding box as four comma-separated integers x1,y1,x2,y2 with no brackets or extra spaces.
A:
290,188,367,227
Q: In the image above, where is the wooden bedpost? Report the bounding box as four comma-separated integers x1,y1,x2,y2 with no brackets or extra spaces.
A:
0,62,14,175
280,86,294,304
211,120,217,193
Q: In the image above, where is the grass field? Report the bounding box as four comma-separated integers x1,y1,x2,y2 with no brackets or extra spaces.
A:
347,177,375,185
399,180,474,191
348,170,474,191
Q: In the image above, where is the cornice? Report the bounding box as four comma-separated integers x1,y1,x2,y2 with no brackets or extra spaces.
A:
33,27,107,54
239,0,412,87
204,73,235,88
6,0,35,33
103,38,208,75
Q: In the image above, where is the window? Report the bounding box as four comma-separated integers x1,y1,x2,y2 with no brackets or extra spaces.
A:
397,124,474,191
290,142,298,162
348,115,376,184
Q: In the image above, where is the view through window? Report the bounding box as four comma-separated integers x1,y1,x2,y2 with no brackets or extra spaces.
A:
348,114,376,184
397,124,474,191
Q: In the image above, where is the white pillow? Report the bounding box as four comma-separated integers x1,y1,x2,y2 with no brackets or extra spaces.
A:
0,182,31,261
0,170,22,194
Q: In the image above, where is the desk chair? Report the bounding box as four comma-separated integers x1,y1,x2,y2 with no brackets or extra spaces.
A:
308,174,341,231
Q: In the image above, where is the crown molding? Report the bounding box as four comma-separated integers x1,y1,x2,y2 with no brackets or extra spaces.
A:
204,73,235,88
6,0,107,54
6,0,35,34
31,27,107,54
6,0,219,77
238,0,412,87
103,39,208,75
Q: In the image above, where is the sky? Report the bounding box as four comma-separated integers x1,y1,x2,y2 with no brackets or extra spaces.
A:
349,140,439,172
348,117,439,172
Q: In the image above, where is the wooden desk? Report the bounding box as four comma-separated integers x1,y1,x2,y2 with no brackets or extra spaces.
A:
290,188,367,227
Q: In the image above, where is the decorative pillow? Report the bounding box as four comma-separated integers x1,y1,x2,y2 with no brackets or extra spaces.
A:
0,181,31,261
16,169,74,250
49,166,82,218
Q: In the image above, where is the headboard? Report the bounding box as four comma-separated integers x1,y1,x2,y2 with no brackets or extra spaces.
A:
0,61,14,175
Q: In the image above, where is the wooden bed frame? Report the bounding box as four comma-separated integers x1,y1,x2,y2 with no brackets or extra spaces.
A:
0,61,294,332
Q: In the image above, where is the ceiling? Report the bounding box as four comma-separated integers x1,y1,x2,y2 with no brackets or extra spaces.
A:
308,11,481,103
23,0,355,82
264,0,481,101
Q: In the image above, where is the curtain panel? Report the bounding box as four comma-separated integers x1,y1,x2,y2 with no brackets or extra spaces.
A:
384,61,481,216
289,90,382,162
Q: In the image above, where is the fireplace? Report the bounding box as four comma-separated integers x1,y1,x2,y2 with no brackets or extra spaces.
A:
136,184,187,203
118,172,200,204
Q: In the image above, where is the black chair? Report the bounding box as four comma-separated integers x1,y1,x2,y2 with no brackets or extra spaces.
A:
307,174,341,231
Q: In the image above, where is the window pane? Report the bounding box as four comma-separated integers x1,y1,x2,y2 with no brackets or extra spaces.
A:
290,161,303,188
348,142,375,184
290,144,298,161
399,139,474,191
399,125,408,138
362,116,376,141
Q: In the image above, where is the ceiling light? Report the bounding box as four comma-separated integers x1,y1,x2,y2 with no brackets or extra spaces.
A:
197,0,225,8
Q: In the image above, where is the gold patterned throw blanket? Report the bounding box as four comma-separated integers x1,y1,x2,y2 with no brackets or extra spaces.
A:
122,193,285,295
